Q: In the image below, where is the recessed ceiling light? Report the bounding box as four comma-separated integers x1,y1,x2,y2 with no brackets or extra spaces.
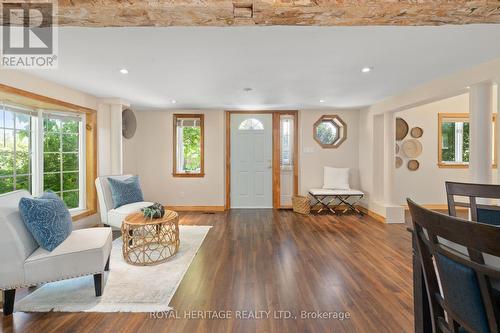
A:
119,68,128,74
466,86,471,89
171,99,177,104
319,99,325,103
361,66,373,73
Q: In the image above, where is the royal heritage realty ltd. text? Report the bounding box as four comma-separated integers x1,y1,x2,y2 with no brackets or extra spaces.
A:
150,310,352,321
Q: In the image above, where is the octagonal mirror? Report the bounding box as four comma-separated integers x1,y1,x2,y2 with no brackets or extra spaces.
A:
313,115,347,148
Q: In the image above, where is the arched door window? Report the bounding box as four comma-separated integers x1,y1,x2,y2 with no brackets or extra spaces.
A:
238,118,264,130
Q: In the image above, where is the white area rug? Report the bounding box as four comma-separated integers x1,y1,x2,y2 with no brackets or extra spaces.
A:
14,225,211,313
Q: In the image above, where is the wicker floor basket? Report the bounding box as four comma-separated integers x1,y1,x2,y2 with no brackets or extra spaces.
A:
292,195,310,215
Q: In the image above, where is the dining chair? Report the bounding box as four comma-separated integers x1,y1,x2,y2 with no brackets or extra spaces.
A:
446,181,500,226
408,199,500,333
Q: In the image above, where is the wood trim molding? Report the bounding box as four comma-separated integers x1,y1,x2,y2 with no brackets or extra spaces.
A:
171,172,206,178
356,206,386,224
437,163,469,169
0,83,96,114
84,111,98,219
225,110,299,210
172,114,205,178
72,209,96,222
166,205,225,212
225,111,231,210
293,111,299,198
272,112,280,209
437,113,497,168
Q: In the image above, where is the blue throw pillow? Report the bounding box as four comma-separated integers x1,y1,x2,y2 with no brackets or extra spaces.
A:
19,192,73,252
107,176,144,208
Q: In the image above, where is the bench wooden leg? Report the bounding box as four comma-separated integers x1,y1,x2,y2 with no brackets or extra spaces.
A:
94,273,103,297
3,289,15,315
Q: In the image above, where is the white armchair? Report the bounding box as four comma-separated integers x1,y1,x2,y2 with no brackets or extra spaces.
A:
95,175,153,229
0,190,112,315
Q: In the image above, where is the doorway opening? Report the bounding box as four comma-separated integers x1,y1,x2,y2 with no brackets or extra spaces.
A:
225,111,298,209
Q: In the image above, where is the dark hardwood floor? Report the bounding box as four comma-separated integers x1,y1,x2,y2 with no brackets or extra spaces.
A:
2,210,413,333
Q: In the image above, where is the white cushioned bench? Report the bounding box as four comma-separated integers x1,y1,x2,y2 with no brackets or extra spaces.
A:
308,188,364,215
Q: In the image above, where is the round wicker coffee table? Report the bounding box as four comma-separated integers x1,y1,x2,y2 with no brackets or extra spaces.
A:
121,210,180,266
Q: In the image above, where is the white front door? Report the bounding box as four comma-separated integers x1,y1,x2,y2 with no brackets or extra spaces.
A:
231,114,273,208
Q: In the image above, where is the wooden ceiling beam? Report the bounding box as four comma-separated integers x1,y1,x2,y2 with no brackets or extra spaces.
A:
33,1,500,26
1,1,499,27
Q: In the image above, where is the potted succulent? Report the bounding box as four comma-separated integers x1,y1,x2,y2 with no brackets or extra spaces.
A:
141,202,165,219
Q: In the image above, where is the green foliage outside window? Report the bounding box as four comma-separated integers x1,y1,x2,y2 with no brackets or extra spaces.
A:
0,111,81,209
43,118,80,208
182,126,201,172
441,122,455,162
0,111,31,194
441,121,469,163
316,121,338,145
463,123,470,162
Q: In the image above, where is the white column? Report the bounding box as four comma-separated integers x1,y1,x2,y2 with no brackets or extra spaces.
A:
97,99,129,176
97,104,111,176
383,111,395,204
469,81,493,184
109,104,123,175
372,114,385,202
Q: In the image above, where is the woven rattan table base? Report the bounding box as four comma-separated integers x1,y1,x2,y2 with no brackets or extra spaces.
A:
121,210,180,266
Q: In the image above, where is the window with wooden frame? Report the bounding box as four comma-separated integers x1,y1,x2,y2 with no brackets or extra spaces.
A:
0,84,98,222
438,113,497,168
173,114,204,177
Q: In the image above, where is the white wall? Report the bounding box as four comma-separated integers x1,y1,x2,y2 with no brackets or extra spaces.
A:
393,88,498,205
123,109,361,206
123,132,139,175
358,84,499,218
126,110,226,206
357,108,377,207
299,109,360,195
394,94,470,205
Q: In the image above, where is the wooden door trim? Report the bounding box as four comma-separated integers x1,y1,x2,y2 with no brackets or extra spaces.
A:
225,110,299,210
272,113,280,209
172,114,205,177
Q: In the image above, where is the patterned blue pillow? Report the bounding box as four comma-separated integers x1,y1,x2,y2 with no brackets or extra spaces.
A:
107,176,144,208
19,192,73,252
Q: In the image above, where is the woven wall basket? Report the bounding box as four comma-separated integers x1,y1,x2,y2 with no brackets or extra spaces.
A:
396,117,409,141
292,195,310,215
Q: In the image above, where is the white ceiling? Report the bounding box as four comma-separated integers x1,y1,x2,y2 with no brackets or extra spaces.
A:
27,25,500,110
